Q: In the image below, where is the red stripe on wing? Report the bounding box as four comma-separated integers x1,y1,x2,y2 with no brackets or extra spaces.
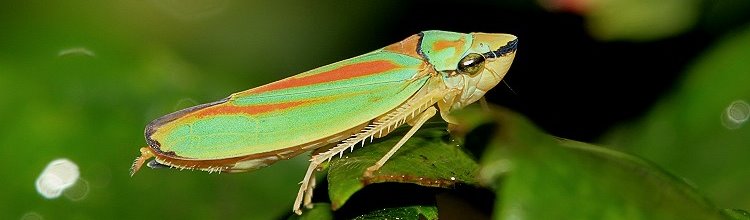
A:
246,60,400,94
195,100,311,117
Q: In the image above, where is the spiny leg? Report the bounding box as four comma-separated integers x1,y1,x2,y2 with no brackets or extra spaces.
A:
293,89,453,214
364,106,437,177
293,160,320,215
303,170,316,209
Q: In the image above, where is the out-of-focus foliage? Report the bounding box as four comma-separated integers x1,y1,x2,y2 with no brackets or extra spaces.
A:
0,1,395,219
460,107,726,220
2,0,749,219
603,25,750,210
540,0,750,41
723,209,750,220
585,0,700,41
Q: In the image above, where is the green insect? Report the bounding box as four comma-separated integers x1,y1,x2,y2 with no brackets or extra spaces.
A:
130,30,518,214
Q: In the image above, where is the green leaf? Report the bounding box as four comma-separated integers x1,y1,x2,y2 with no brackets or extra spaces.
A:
585,0,699,41
603,25,750,209
326,123,479,210
723,209,750,220
353,205,438,220
455,107,728,220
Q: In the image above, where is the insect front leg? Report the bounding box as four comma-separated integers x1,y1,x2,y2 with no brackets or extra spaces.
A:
364,106,437,177
437,91,462,133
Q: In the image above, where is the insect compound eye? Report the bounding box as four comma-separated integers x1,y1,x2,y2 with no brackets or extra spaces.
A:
457,53,486,76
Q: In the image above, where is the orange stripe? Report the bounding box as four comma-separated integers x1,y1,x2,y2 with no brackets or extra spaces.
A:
432,38,466,51
247,60,399,94
195,100,310,117
383,34,422,58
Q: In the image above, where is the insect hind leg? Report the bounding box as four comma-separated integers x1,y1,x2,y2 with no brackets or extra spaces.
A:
293,160,320,215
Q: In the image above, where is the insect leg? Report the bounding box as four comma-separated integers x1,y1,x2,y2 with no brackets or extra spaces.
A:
130,147,154,176
364,106,437,177
303,171,316,209
293,160,320,215
479,97,490,112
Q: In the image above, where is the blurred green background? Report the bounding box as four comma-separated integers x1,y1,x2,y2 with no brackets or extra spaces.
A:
1,0,749,219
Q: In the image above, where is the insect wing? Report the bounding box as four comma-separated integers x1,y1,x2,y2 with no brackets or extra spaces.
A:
146,51,429,166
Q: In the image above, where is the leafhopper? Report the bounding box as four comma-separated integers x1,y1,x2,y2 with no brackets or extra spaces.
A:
131,30,517,214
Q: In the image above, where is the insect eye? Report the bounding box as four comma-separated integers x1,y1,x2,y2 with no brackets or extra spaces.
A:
457,53,486,76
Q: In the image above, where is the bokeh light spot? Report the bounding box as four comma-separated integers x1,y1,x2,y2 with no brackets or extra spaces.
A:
20,212,43,220
63,178,90,201
57,47,96,57
721,100,749,130
35,159,80,199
